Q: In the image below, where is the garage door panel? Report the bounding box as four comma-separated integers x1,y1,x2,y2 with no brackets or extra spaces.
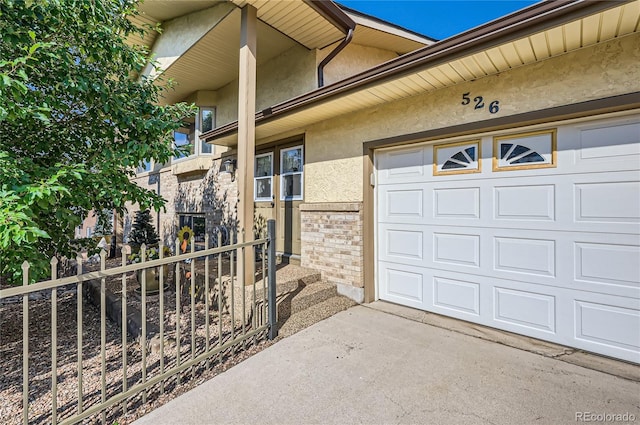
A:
379,175,639,234
380,224,639,298
433,232,480,268
572,291,640,363
380,264,640,362
493,236,556,277
377,223,428,268
494,287,556,333
433,276,480,316
575,242,640,289
378,262,428,309
575,301,640,354
385,228,424,261
574,179,640,225
433,187,480,219
377,146,429,185
576,119,640,162
377,183,427,225
376,114,640,363
494,184,555,221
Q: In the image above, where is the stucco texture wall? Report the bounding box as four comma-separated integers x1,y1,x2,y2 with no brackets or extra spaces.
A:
216,42,398,127
303,33,640,204
319,42,399,86
214,45,317,128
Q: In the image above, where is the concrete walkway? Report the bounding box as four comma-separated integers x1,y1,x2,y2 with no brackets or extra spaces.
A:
134,305,640,425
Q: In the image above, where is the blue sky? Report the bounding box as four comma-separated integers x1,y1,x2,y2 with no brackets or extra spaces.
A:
339,1,538,40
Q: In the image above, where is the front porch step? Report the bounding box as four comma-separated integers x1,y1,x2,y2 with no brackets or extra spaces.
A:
276,281,338,320
272,265,322,295
276,295,357,339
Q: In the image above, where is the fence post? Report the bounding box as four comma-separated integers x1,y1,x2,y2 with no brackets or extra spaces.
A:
267,219,278,340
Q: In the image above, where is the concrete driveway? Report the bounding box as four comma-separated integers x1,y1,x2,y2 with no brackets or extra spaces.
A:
134,305,640,425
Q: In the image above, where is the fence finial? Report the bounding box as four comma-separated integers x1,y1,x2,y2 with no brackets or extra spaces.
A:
21,261,30,286
141,244,147,263
76,254,83,275
50,257,58,280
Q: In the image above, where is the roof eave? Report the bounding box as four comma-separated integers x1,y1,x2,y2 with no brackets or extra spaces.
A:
306,0,356,33
201,0,627,144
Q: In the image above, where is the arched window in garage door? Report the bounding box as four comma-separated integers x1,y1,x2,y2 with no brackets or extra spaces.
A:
493,129,557,171
433,140,481,176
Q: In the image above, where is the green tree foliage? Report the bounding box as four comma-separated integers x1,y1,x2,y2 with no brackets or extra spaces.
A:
127,210,159,251
0,0,196,283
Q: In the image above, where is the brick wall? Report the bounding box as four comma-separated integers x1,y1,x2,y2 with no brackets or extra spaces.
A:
125,156,238,250
300,203,363,288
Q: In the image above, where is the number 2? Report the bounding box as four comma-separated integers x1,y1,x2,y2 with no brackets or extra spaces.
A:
474,96,484,109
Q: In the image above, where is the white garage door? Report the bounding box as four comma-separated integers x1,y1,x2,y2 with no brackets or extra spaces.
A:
376,114,640,363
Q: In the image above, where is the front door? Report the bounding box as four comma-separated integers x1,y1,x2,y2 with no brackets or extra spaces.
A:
254,141,303,260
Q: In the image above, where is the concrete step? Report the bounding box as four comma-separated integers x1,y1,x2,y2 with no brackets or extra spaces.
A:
276,281,338,320
276,295,357,339
272,266,322,296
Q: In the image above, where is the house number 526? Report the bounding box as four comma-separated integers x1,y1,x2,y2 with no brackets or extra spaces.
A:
461,92,500,114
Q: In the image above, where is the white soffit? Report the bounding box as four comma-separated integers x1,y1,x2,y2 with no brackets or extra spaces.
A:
230,0,346,49
347,10,434,55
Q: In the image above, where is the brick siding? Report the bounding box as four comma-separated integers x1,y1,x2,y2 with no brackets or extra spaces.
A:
300,203,363,288
125,156,238,250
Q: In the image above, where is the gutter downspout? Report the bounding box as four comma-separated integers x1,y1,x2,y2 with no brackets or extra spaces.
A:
317,28,353,88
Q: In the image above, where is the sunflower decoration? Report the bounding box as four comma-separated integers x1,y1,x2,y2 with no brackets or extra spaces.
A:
177,225,193,254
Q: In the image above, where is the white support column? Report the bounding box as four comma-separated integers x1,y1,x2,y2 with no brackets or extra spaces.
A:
237,4,257,285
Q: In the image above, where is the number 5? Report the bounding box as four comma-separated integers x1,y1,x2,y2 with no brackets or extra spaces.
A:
461,92,470,105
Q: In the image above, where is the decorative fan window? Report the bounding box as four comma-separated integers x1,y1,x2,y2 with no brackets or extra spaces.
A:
433,140,481,175
493,129,557,171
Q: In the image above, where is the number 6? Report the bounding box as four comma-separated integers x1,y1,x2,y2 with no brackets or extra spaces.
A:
489,100,500,114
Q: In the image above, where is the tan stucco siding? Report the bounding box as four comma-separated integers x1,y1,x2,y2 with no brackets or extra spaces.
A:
256,45,317,111
213,45,316,128
215,81,239,129
214,42,400,128
184,90,218,107
303,33,640,203
319,42,399,86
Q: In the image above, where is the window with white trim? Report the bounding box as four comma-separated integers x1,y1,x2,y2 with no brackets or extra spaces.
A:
174,126,195,160
137,158,152,173
254,153,273,201
199,107,214,154
173,107,216,161
280,145,303,201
